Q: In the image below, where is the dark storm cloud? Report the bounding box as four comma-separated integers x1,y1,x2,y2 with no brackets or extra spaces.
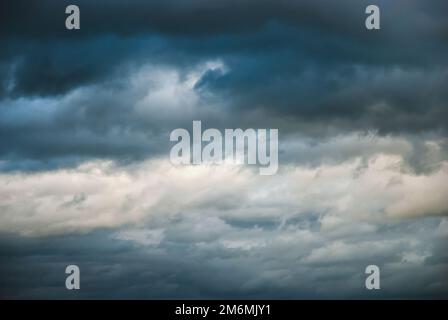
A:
1,216,447,299
1,0,448,170
1,0,448,97
1,0,448,300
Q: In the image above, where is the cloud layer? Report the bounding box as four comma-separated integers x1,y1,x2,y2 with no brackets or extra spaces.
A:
1,153,447,236
1,0,447,298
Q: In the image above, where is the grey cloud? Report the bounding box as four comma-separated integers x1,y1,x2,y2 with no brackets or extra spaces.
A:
1,0,448,299
0,215,446,299
0,0,447,169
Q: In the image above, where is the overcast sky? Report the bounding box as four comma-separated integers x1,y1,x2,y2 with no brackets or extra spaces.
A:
0,0,447,299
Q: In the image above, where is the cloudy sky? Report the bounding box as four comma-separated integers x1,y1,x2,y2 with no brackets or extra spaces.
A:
0,0,447,299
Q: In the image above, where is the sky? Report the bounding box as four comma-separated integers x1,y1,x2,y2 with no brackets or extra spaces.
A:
0,0,447,299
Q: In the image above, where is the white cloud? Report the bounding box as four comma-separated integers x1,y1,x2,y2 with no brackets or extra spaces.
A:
302,239,406,264
133,61,227,121
401,251,430,265
0,140,447,236
113,228,165,246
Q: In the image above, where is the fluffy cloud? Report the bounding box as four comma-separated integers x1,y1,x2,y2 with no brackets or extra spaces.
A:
1,146,447,236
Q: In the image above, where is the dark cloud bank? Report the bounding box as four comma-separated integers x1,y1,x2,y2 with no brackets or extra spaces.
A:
0,0,447,170
1,217,447,299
